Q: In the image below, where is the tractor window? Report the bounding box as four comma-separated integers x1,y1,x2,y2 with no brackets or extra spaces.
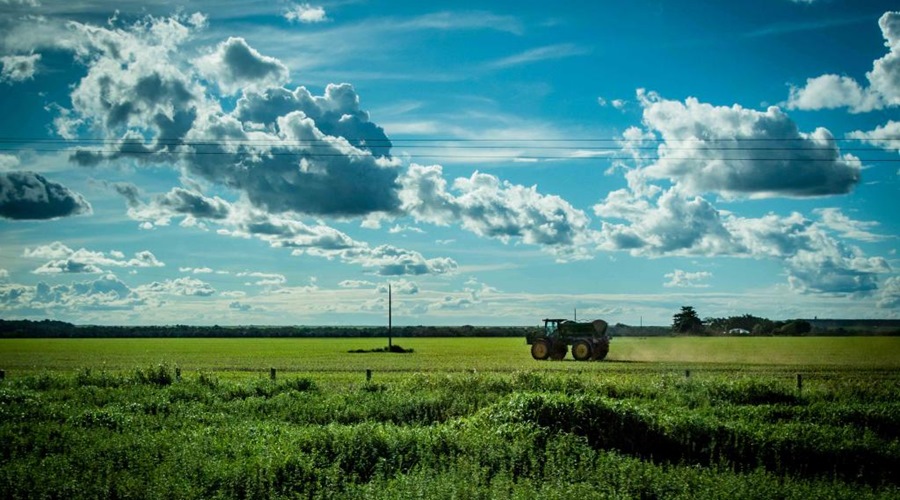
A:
545,322,557,336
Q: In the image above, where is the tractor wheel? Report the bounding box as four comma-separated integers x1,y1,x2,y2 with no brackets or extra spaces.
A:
572,340,593,361
591,338,610,361
549,341,568,360
531,339,551,360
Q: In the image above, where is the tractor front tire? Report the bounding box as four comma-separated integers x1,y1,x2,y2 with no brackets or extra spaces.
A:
531,339,551,360
572,340,593,361
549,341,568,360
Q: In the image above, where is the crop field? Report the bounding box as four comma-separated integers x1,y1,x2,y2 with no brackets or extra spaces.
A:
2,336,900,498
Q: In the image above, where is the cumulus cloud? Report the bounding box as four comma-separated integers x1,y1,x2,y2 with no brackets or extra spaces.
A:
787,11,900,112
848,120,900,154
24,242,164,274
229,301,252,312
57,14,400,219
196,37,289,95
815,208,890,242
0,273,147,312
376,279,419,295
0,171,91,220
338,280,374,288
119,185,457,277
285,4,328,24
136,277,215,297
400,163,596,261
121,186,231,226
237,271,286,287
664,269,713,288
595,185,891,294
0,53,40,83
635,91,861,198
878,276,900,308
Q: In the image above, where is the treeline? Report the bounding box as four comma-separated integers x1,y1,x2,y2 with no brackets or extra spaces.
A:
0,319,538,339
703,314,900,336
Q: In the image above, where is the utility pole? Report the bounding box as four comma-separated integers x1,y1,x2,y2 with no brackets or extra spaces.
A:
574,307,577,322
388,284,392,349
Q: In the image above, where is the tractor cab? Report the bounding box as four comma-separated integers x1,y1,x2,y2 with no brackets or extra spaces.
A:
542,318,568,338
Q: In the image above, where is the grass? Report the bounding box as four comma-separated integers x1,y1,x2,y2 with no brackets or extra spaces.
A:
2,336,900,374
2,366,899,498
2,336,900,498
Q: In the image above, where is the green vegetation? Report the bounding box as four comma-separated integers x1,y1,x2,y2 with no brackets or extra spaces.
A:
2,337,900,498
3,336,900,373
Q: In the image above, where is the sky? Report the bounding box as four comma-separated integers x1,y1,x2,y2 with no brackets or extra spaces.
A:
0,0,898,327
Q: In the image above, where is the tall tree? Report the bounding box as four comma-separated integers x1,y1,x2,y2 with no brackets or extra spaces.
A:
672,306,703,333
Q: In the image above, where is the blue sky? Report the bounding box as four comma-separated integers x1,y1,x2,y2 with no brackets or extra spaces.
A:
0,0,897,326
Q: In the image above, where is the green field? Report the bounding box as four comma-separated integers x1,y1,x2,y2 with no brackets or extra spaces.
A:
2,337,899,498
3,336,900,373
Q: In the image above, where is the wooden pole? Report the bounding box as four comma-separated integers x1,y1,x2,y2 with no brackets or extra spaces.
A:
797,373,803,392
366,369,372,382
270,367,276,381
388,284,392,349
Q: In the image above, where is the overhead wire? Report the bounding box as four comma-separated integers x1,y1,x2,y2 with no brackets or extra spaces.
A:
1,135,899,162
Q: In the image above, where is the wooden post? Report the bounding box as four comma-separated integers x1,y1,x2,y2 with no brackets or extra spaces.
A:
388,284,392,349
270,367,276,381
796,373,803,392
366,369,372,382
685,369,691,378
0,369,5,381
175,367,181,381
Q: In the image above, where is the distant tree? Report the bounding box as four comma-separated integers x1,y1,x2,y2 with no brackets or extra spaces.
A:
672,306,703,334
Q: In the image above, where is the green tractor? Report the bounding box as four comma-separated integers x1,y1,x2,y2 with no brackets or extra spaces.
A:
527,318,610,361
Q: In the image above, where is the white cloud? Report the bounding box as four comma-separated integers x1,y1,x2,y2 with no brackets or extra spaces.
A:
196,37,289,95
815,208,890,242
237,271,286,287
285,4,328,24
229,301,252,312
636,90,860,198
484,43,588,69
664,269,713,288
848,120,900,153
0,154,19,171
0,273,148,312
338,280,374,288
786,11,900,112
24,242,164,274
595,184,891,295
0,171,91,220
0,53,40,83
376,279,419,295
136,277,215,297
121,186,231,226
878,276,900,308
180,266,214,274
0,268,9,281
598,97,627,110
401,163,596,261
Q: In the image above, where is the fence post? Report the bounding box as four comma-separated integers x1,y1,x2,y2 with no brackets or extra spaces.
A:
175,367,181,381
685,369,691,379
796,373,802,393
0,369,4,381
366,369,372,382
270,367,277,381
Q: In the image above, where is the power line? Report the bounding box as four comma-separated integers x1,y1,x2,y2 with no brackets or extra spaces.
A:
1,147,898,162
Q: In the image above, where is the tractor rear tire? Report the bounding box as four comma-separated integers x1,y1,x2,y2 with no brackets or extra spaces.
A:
572,340,593,361
591,338,610,361
531,339,551,360
549,341,567,360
